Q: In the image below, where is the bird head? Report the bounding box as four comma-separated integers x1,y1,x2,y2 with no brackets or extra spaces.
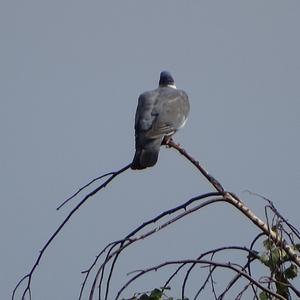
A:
159,71,176,88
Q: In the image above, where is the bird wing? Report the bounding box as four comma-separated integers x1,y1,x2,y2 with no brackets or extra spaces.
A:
134,88,189,139
134,90,159,133
145,88,189,138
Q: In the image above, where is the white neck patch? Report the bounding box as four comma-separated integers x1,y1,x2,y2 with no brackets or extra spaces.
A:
167,84,177,89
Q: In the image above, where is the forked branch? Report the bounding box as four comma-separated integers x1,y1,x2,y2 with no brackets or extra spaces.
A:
12,140,300,300
166,139,300,268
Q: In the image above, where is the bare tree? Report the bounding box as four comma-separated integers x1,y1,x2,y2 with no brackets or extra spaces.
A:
13,140,300,300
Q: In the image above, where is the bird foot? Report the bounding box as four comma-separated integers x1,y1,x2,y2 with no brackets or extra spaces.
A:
163,137,180,148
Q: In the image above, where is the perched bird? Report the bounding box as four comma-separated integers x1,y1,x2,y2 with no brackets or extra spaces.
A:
131,71,190,170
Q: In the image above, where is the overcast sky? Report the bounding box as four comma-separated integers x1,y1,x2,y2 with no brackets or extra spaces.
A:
1,1,300,299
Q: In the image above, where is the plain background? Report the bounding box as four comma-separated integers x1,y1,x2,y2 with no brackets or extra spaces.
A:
1,1,299,299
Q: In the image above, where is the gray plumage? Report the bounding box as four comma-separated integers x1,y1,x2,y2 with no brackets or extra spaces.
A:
131,71,190,170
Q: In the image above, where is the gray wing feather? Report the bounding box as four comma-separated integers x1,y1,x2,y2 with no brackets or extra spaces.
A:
134,91,158,132
145,88,189,138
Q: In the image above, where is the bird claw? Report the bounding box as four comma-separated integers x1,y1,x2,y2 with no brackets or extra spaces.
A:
163,137,180,148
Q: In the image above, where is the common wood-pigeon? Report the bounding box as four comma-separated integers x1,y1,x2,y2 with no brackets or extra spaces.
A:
131,71,190,170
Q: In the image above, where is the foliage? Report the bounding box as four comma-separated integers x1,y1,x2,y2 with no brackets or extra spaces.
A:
258,227,300,300
122,287,188,300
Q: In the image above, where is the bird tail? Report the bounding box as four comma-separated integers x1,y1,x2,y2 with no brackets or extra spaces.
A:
131,138,162,170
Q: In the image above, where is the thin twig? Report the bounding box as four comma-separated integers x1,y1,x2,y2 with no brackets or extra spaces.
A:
194,265,216,300
12,163,131,300
88,196,225,299
57,172,114,210
84,192,220,299
115,259,287,300
245,190,300,240
181,246,259,299
167,141,300,267
166,140,225,193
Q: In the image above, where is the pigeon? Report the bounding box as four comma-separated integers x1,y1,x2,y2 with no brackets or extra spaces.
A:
131,71,190,170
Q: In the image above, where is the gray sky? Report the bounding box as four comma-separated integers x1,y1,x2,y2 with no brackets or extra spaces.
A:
1,1,300,299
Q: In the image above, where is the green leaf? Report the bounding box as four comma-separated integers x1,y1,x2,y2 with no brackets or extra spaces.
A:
284,264,298,279
149,288,163,299
294,244,300,252
259,253,271,267
259,291,270,300
263,239,274,250
275,281,290,298
280,249,288,262
270,248,281,263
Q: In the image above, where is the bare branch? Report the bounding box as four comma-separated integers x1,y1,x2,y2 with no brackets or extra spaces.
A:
165,139,225,193
13,140,300,300
245,190,300,241
12,163,131,300
194,265,216,299
94,196,223,299
167,141,300,267
181,246,259,299
57,171,115,210
115,259,287,300
87,196,225,299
